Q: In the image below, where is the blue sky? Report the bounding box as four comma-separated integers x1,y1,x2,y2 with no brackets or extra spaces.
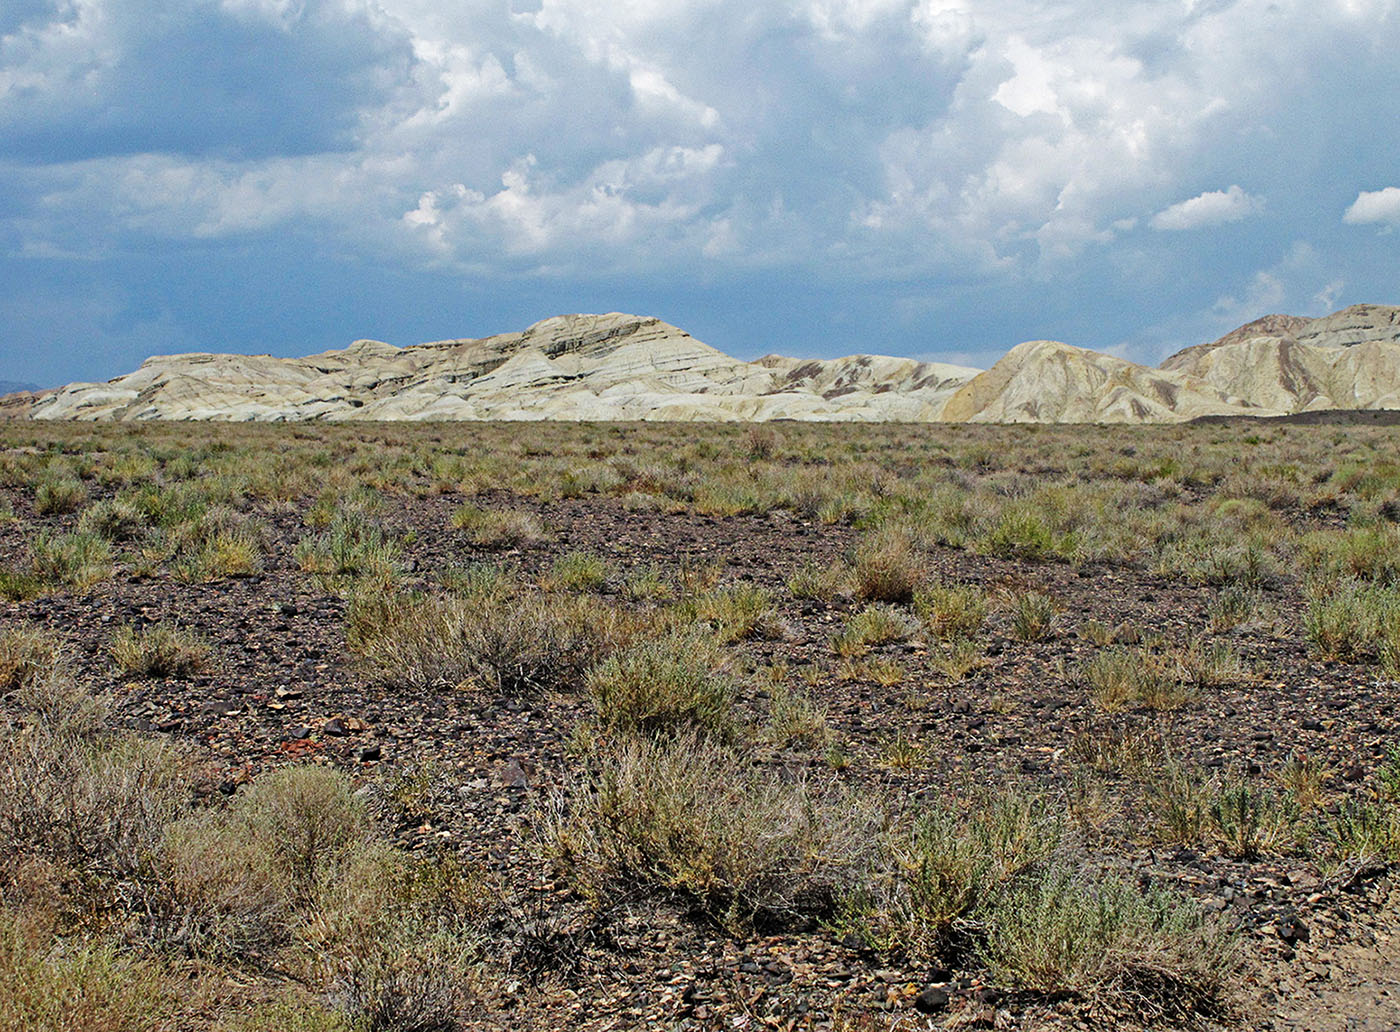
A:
2,0,1398,387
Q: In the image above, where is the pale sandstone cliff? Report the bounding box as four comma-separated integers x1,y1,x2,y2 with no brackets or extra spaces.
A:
15,304,1400,424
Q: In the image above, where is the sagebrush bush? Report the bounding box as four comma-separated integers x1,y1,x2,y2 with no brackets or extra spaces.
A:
539,733,878,930
977,863,1233,1018
161,766,377,957
586,634,734,737
1,667,186,882
0,915,198,1032
349,588,620,693
110,623,211,679
852,527,925,604
0,626,58,692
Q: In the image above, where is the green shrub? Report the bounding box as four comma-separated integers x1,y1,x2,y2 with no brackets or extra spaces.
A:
977,863,1233,1018
34,478,88,516
915,582,987,638
1007,590,1056,642
586,635,734,737
110,624,211,680
539,733,877,930
349,589,616,693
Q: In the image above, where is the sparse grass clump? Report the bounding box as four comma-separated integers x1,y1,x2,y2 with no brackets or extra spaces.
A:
540,733,877,930
0,626,58,692
831,603,919,656
1007,589,1056,642
915,582,987,638
450,502,549,549
76,497,148,542
683,582,779,642
586,635,734,737
348,588,616,693
542,550,608,591
29,530,113,590
110,623,212,679
852,528,925,604
1080,647,1193,712
34,477,88,515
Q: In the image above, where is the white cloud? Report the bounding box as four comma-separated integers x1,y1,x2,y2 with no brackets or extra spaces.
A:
1149,185,1261,231
1343,187,1400,226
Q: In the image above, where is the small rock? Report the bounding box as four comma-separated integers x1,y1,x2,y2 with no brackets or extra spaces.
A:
973,986,1002,1006
358,744,381,762
1343,764,1365,782
1279,916,1310,945
498,759,530,789
914,987,949,1013
287,724,310,740
323,717,349,737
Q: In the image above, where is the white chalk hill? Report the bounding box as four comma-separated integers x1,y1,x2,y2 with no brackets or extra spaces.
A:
16,304,1400,423
26,313,980,422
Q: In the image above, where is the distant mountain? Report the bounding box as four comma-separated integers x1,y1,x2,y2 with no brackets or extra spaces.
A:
0,380,38,396
9,304,1400,424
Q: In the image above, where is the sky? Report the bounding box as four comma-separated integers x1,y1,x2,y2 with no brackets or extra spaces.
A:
2,0,1399,388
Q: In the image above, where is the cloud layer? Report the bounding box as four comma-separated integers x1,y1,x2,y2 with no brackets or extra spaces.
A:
3,0,1399,384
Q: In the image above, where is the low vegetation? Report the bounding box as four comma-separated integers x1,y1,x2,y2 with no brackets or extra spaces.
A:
3,417,1400,1030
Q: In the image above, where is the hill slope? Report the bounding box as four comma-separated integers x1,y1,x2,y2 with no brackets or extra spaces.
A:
15,304,1400,423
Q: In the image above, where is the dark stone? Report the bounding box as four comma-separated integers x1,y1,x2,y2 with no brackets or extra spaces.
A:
1343,764,1366,782
1302,718,1322,731
914,987,949,1013
1278,916,1310,945
358,744,382,762
287,725,310,740
323,717,349,737
973,986,1002,1006
279,602,299,616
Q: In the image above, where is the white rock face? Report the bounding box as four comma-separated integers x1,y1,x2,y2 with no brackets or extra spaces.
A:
26,313,982,423
940,341,1254,424
16,304,1400,424
1160,304,1400,414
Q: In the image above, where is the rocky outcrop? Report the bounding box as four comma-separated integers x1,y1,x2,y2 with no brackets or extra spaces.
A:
15,304,1400,424
940,341,1253,424
1160,304,1400,413
25,313,981,423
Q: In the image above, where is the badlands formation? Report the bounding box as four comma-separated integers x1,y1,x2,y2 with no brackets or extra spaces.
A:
8,303,1400,424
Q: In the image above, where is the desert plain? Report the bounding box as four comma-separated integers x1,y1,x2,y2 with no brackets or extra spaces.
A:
1,412,1399,1032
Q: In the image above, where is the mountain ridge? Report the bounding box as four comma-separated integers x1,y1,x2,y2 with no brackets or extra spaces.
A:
9,304,1400,424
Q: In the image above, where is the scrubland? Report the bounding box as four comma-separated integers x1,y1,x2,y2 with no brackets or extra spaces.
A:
1,417,1399,1031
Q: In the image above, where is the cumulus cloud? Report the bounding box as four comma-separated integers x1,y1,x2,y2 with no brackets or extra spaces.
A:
1150,186,1262,231
3,0,1400,380
1343,187,1400,226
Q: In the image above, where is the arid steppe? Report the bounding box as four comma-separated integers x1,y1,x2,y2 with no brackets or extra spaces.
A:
2,418,1398,1031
